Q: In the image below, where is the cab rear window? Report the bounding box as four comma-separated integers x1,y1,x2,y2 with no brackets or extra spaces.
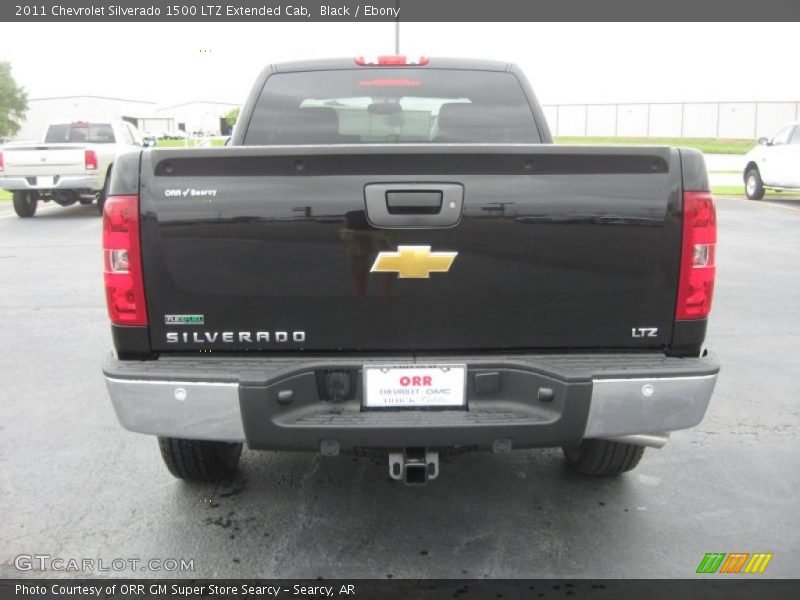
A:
45,123,116,144
244,69,540,145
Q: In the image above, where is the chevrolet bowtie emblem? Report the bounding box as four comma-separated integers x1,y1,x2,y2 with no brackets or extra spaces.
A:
370,246,458,279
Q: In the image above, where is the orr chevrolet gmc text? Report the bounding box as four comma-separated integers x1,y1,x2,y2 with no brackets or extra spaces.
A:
101,57,719,485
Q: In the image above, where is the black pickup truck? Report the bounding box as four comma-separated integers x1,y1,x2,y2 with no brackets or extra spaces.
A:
102,57,719,485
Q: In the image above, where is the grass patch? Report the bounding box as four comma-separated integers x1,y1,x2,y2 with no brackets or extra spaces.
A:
0,190,10,201
556,136,756,155
156,138,226,148
712,185,799,198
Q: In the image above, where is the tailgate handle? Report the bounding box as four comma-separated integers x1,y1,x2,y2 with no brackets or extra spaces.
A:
386,191,443,215
365,183,464,229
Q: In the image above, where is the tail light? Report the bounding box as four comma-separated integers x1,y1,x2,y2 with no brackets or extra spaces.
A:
0,151,4,172
676,191,716,320
85,149,98,170
103,195,148,325
355,55,429,66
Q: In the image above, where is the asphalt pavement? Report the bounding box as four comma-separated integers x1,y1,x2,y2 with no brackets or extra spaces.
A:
0,197,798,579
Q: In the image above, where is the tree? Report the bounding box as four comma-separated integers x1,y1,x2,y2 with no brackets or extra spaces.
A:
225,107,240,127
0,62,28,138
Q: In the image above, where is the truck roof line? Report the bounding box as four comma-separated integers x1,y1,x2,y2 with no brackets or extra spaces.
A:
272,57,512,73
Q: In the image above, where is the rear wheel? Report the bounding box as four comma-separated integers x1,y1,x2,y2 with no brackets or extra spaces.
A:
562,439,645,476
745,167,765,200
158,437,243,482
12,191,37,218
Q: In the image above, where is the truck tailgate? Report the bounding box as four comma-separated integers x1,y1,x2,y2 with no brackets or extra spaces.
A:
3,144,87,176
139,145,683,353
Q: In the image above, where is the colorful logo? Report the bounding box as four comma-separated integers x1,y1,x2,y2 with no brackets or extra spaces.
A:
696,552,773,574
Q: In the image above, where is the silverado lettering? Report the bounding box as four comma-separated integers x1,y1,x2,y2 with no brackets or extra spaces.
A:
165,331,306,343
101,56,720,485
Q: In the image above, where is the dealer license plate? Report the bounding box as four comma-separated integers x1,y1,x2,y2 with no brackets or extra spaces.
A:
363,365,467,409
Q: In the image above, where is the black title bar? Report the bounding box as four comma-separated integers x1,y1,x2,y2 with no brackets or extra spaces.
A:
3,0,800,22
3,580,800,600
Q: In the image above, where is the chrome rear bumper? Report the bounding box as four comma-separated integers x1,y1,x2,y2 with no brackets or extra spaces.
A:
585,375,718,439
105,377,243,441
103,353,719,448
0,175,102,191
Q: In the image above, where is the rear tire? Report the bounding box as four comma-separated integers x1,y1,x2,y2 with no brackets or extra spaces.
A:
158,437,243,482
745,167,765,200
12,191,37,218
562,439,645,476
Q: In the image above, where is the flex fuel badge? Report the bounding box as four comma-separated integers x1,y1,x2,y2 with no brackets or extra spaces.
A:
165,314,205,325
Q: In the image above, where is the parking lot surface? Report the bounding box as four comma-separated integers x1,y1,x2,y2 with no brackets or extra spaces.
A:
0,197,798,578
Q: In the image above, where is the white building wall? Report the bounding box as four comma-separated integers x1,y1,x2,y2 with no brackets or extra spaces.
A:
156,102,239,135
544,101,800,139
556,105,587,136
681,104,718,138
541,105,558,135
718,103,757,139
617,104,649,137
586,105,616,136
15,96,157,141
755,103,798,139
647,104,683,137
138,117,175,135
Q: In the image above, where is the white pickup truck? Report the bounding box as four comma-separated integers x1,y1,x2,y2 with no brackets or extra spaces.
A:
0,120,150,217
744,121,800,199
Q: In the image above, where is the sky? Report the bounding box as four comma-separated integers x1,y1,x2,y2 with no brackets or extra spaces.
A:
1,22,799,107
